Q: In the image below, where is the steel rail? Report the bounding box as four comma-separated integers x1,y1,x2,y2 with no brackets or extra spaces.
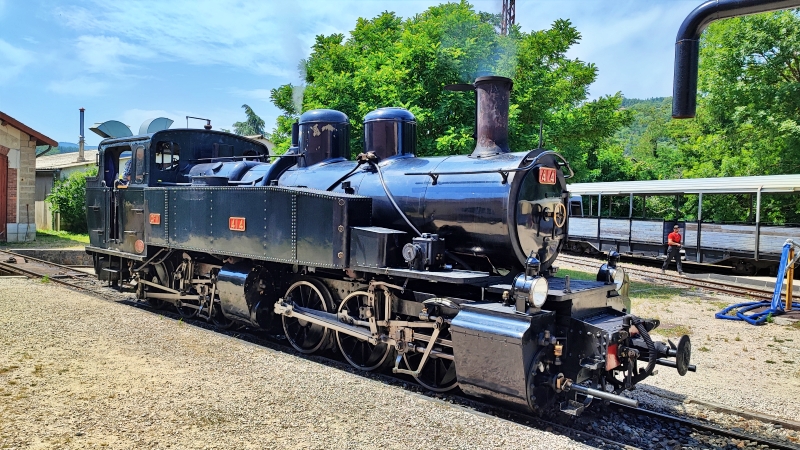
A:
0,249,90,276
616,404,800,450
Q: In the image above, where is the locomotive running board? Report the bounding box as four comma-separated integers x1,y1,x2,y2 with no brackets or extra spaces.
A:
351,265,504,286
86,245,147,261
274,301,378,344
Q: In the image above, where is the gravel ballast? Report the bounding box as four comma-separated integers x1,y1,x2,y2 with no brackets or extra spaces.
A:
0,278,592,449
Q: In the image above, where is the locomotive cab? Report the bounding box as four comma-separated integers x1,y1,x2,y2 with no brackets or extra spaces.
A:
86,129,270,281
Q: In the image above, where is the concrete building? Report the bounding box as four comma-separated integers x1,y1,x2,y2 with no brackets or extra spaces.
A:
35,150,130,231
0,111,58,242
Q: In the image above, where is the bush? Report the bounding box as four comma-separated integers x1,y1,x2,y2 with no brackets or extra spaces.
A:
46,168,97,233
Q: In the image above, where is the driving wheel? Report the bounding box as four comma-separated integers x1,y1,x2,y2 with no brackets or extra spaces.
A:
281,278,334,354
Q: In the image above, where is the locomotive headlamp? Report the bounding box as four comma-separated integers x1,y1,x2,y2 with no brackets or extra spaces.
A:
511,255,549,312
529,276,549,307
607,251,620,268
597,254,626,291
610,267,626,291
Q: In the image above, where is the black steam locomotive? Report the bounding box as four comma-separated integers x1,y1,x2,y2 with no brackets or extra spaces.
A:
85,74,692,414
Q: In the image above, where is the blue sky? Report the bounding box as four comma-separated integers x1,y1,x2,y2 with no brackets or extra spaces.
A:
0,0,701,146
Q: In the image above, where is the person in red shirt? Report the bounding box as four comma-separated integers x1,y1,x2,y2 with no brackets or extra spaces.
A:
662,224,684,275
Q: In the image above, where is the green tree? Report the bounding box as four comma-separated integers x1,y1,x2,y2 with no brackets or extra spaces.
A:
268,84,302,154
696,9,800,178
46,167,98,233
595,10,800,224
267,1,630,180
233,104,266,136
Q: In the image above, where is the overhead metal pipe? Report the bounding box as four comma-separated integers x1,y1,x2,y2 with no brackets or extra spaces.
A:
672,0,800,119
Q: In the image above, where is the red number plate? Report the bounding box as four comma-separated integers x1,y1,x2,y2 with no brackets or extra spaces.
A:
539,167,557,185
149,213,161,225
229,217,246,232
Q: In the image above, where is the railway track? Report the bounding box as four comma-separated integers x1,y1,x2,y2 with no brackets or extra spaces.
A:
557,253,797,301
0,249,130,301
3,251,799,449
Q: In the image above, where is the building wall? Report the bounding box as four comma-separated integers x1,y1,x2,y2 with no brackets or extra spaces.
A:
0,122,37,242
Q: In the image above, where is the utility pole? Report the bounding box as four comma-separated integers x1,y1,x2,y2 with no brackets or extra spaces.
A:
501,0,515,36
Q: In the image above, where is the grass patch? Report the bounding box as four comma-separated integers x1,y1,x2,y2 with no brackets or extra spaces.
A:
653,324,692,336
785,361,795,364
556,268,596,282
41,275,50,283
0,229,89,249
628,283,685,299
774,337,785,343
698,346,710,352
791,321,800,330
735,336,741,341
766,360,776,364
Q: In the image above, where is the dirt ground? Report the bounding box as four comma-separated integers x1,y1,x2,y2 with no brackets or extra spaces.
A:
0,278,590,450
2,271,799,449
630,288,800,425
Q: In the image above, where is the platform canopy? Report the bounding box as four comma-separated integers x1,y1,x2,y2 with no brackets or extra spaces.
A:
568,174,800,196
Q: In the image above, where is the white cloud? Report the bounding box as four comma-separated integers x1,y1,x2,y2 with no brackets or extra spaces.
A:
229,88,274,103
56,1,305,77
75,35,156,75
53,0,447,81
0,39,34,84
48,77,111,96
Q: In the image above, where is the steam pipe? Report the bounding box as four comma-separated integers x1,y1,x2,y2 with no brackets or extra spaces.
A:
672,0,800,119
564,381,639,408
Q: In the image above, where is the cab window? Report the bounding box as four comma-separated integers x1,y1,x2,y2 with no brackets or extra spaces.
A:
133,146,146,183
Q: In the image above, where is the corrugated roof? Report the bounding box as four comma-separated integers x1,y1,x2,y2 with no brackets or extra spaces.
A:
0,111,58,147
36,150,99,170
568,174,800,196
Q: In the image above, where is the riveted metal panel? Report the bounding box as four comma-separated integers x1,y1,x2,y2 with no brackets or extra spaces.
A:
163,186,370,267
118,188,146,256
144,188,168,246
86,187,109,247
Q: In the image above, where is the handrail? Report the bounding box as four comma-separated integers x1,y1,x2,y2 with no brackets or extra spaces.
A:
403,150,574,185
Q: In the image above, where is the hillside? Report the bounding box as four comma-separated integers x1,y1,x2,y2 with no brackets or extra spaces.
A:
36,142,98,157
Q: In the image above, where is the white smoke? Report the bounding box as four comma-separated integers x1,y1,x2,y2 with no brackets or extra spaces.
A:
292,84,305,115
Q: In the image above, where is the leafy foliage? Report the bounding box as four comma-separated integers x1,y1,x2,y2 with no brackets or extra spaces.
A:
267,2,630,174
46,168,98,233
233,104,266,136
596,10,800,224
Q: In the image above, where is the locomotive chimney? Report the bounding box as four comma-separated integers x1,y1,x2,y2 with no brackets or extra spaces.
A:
472,76,513,158
77,108,86,162
672,0,800,119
